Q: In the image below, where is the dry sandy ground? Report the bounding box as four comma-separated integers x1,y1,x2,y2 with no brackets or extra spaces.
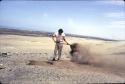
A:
0,35,125,84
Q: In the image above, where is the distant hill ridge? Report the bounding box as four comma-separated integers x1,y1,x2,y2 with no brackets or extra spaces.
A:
0,28,118,41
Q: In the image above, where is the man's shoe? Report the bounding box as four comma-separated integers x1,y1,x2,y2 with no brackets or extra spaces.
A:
57,58,60,61
52,58,56,61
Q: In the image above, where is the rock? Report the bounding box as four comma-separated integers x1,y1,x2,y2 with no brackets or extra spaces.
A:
0,64,5,69
0,81,2,84
0,52,7,57
0,52,11,57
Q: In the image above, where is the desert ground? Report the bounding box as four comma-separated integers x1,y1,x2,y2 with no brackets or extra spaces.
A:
0,34,125,84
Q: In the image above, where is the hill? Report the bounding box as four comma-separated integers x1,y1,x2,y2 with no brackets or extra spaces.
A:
0,28,118,41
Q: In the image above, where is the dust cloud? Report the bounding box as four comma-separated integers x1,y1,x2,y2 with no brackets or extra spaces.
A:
70,43,125,70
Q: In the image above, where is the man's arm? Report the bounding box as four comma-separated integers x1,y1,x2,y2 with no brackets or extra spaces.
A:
52,36,56,43
52,33,56,43
63,36,70,45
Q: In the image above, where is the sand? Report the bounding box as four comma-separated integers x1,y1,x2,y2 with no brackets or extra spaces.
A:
0,34,125,84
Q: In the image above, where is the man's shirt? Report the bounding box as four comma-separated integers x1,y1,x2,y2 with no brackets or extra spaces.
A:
53,32,65,42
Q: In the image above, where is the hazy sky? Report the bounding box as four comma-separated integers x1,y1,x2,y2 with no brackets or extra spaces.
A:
0,0,125,40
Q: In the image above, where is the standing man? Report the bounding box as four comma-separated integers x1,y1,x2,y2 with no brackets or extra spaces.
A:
51,28,69,61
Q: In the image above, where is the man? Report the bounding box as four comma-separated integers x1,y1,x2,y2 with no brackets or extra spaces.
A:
51,28,69,61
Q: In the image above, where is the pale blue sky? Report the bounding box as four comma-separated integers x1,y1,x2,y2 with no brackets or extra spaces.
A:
0,0,125,40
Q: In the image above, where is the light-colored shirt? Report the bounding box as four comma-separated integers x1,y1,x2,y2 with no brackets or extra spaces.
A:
53,32,65,42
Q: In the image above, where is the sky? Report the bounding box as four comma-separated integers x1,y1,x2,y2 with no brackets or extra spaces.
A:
0,0,125,40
